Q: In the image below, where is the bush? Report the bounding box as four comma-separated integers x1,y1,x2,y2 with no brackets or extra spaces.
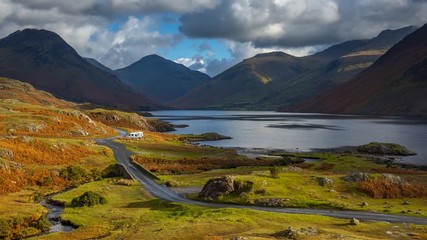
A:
233,180,253,194
360,178,427,198
60,166,86,181
71,191,107,207
102,164,122,178
270,166,280,178
30,215,50,232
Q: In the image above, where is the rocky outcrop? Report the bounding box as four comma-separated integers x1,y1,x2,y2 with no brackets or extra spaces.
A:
357,142,416,156
343,172,370,182
198,176,253,200
381,174,406,184
274,227,320,239
198,176,234,200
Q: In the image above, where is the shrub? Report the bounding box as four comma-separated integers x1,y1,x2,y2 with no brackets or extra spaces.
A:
60,166,86,181
360,178,427,198
102,164,122,178
30,215,50,232
71,191,107,207
270,166,280,178
233,180,254,194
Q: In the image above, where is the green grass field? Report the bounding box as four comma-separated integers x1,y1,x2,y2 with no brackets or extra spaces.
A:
34,179,427,240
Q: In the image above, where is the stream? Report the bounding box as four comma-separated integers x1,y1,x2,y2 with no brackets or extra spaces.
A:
39,193,75,233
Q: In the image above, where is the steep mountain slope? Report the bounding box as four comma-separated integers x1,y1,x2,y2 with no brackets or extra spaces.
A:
173,52,320,109
173,27,416,110
84,57,117,76
115,54,211,104
292,24,427,116
0,29,157,110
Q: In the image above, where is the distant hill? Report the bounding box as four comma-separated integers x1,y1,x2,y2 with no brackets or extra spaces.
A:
173,26,417,110
115,54,211,104
0,29,157,110
291,24,427,116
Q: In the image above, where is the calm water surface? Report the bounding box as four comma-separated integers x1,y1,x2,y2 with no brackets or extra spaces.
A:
149,110,427,166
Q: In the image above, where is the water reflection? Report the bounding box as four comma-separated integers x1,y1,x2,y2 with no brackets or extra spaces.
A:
150,110,427,166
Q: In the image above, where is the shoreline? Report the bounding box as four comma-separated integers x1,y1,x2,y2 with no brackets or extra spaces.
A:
230,145,427,170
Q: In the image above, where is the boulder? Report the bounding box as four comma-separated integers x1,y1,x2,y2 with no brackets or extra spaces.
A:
198,176,235,200
350,218,360,225
317,177,334,187
343,172,370,182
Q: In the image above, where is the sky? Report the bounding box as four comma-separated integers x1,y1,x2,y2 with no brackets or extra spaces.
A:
0,0,426,77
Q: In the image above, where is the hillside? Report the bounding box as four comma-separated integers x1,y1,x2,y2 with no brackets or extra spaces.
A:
173,27,416,110
115,54,211,104
292,24,427,116
0,29,157,110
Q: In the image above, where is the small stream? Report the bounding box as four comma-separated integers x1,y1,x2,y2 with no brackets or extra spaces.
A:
40,193,75,233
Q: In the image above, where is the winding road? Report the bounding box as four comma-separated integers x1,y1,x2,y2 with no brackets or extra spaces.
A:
96,133,427,225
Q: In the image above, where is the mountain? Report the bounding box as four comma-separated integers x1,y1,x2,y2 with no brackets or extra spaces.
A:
115,54,211,104
172,52,319,109
84,57,117,76
0,29,157,110
173,26,417,110
291,24,427,116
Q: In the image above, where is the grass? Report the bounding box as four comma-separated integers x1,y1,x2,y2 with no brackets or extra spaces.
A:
34,179,427,240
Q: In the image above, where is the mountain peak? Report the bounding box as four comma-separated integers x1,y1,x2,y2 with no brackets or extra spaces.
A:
254,51,292,58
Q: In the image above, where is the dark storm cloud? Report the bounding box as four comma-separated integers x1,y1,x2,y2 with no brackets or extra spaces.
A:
180,0,427,48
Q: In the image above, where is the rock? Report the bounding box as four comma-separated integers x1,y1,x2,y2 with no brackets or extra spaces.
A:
317,177,334,187
350,218,360,225
381,174,406,184
25,123,45,132
276,227,298,239
343,172,370,182
274,227,319,239
198,176,235,200
402,201,411,205
357,142,416,156
361,202,369,207
0,148,14,160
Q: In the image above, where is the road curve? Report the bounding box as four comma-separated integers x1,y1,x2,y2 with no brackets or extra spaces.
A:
96,136,427,225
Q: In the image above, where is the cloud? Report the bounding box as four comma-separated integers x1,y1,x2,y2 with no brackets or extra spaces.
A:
180,0,427,47
12,0,219,15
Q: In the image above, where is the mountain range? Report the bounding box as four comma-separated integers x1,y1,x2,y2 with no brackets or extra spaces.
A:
172,26,417,110
291,23,427,116
0,25,425,116
0,29,156,110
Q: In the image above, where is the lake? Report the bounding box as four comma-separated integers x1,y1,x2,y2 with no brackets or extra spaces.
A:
149,110,427,166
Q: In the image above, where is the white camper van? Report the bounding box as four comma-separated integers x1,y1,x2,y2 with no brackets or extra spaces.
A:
128,131,143,139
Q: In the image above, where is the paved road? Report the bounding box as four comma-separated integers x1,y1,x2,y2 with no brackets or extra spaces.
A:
96,135,427,225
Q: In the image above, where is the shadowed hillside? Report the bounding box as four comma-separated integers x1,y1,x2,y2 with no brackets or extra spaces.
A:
292,24,427,116
115,54,211,104
0,29,157,111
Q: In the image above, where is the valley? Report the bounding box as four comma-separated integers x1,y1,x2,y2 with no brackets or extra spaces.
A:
0,4,426,239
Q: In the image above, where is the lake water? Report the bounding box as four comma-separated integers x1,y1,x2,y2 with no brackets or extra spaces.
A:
149,110,427,166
